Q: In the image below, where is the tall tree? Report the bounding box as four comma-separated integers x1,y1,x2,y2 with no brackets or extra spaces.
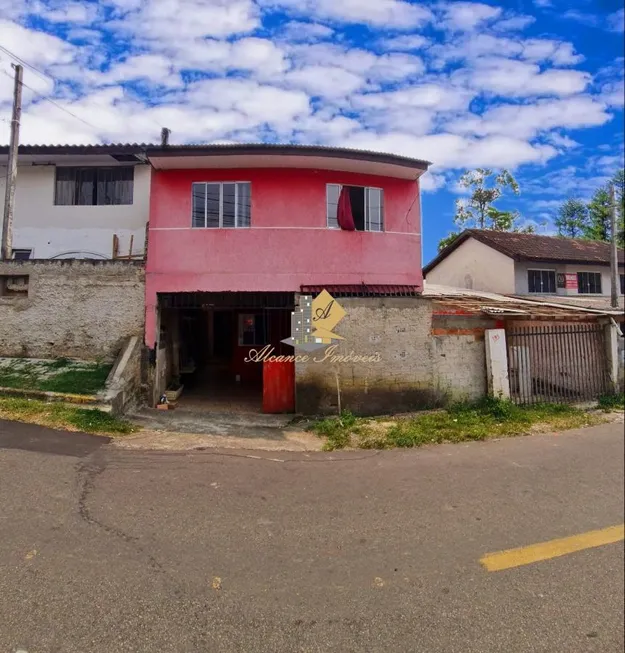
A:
555,198,589,238
453,168,520,230
438,169,529,249
585,185,612,242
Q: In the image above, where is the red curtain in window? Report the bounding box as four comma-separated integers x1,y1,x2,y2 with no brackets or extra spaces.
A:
337,186,355,231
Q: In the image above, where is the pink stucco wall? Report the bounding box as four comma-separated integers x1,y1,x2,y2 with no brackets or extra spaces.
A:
145,167,422,345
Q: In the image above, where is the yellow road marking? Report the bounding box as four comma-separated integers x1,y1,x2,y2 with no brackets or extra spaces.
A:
480,524,624,572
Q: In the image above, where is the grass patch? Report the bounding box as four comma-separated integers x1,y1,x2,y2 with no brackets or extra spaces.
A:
597,393,625,411
311,397,606,451
0,397,137,435
0,358,111,395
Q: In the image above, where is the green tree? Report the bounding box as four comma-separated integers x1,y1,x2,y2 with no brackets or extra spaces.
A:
585,185,612,242
437,231,460,252
438,169,529,249
555,198,589,238
453,168,520,230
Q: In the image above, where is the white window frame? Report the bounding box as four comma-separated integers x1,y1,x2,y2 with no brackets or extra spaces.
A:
191,181,251,229
527,268,556,294
326,184,384,232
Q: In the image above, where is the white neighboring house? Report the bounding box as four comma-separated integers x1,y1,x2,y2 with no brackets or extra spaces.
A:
0,144,151,259
424,229,625,307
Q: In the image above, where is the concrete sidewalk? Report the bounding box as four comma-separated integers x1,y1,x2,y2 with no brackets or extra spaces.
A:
118,407,323,451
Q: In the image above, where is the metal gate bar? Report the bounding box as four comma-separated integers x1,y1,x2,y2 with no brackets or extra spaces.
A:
506,323,610,405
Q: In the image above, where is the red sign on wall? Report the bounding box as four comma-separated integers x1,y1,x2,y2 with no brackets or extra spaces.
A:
565,273,578,289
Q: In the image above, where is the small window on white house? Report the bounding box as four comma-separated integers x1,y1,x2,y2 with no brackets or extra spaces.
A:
326,184,384,232
11,249,32,260
192,182,251,228
527,269,556,293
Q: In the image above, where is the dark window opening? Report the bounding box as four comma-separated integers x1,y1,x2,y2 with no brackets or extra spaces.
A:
12,249,32,260
620,274,624,295
577,272,602,294
528,270,556,293
55,167,134,206
327,184,384,231
238,313,266,346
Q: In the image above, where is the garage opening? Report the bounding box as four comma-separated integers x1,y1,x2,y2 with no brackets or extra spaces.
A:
157,292,295,413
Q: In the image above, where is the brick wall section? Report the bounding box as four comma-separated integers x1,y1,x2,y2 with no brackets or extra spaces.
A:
295,298,494,415
0,260,145,361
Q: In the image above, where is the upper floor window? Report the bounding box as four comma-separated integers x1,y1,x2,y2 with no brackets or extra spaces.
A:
327,184,384,232
577,271,602,294
55,167,134,206
527,269,556,293
192,182,251,228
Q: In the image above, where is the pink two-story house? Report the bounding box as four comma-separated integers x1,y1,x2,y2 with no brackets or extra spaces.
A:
144,144,430,412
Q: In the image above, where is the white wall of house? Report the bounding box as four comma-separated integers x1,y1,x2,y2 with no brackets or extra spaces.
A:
0,164,150,259
515,260,624,296
424,237,515,294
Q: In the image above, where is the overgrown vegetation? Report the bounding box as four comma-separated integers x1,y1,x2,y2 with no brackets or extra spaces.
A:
311,397,607,451
0,358,111,395
0,397,136,435
597,393,625,411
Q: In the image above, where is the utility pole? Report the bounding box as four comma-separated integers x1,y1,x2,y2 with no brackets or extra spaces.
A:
609,182,619,309
1,63,23,261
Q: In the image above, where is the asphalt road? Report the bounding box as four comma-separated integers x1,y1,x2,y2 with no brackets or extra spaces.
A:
0,419,623,653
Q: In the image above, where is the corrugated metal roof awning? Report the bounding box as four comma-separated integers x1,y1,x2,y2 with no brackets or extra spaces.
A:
300,285,421,297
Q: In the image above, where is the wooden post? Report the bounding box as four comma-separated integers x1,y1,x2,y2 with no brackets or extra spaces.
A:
609,183,619,309
1,64,23,260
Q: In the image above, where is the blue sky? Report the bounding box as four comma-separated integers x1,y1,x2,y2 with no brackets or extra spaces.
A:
0,0,623,264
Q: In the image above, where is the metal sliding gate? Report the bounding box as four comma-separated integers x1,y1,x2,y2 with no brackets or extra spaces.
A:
506,323,610,404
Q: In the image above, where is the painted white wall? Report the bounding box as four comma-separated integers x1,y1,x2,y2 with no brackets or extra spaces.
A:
424,237,515,294
515,260,625,296
0,164,150,259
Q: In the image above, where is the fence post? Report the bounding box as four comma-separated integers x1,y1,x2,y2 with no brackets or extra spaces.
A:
485,329,510,399
604,321,620,394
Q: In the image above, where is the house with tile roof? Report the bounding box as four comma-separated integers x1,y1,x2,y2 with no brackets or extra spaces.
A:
424,229,625,307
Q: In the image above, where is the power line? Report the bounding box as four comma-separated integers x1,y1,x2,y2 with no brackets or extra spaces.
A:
0,41,166,140
0,68,102,136
0,44,52,86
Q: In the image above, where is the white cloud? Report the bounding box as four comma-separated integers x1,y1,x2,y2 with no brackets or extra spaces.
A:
257,0,433,28
91,54,182,88
521,39,584,65
106,0,260,41
440,2,502,31
493,15,536,31
278,21,334,42
283,65,364,99
607,9,624,33
379,34,430,52
457,58,590,97
562,10,598,27
36,1,99,23
545,133,580,149
340,131,556,169
450,96,612,140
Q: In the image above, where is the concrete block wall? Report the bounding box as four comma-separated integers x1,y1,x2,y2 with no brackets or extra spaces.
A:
0,260,145,361
295,297,493,415
431,314,495,401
